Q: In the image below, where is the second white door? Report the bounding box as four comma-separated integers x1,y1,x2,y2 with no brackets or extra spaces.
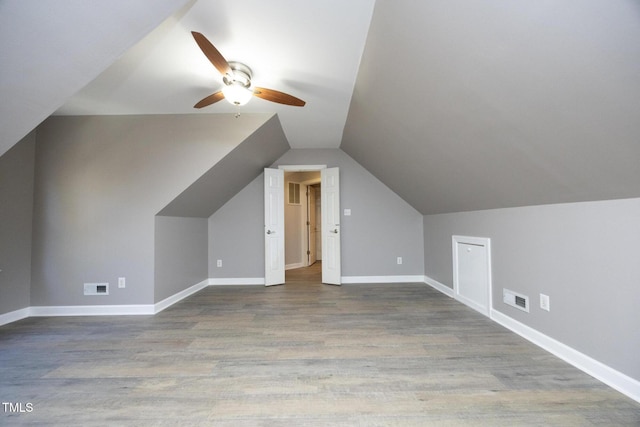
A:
321,167,341,285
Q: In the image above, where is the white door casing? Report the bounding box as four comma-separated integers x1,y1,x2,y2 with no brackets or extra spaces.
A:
308,185,317,265
452,235,491,316
321,167,341,285
264,168,285,286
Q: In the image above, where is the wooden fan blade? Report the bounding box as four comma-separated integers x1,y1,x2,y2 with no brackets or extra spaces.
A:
253,87,306,107
191,31,232,77
194,91,225,108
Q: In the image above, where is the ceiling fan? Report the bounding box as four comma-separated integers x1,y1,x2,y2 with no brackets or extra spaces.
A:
191,31,306,109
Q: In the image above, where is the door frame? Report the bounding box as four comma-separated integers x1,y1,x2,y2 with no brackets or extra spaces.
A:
452,235,492,317
306,184,318,266
275,165,340,284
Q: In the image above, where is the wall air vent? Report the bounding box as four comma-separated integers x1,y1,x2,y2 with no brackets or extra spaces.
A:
503,288,529,312
84,283,109,296
288,182,300,204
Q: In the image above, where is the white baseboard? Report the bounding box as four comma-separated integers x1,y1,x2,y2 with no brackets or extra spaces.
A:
285,263,305,271
491,309,640,404
341,275,425,284
154,279,210,314
423,275,454,297
209,277,265,285
424,275,640,403
2,279,211,321
29,304,155,316
5,276,638,404
0,307,30,326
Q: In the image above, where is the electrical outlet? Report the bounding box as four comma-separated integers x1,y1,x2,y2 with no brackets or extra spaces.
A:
118,277,126,288
397,257,403,265
540,293,550,311
217,259,222,268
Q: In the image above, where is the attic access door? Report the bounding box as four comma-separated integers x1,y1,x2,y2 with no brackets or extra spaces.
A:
264,166,341,286
452,235,492,317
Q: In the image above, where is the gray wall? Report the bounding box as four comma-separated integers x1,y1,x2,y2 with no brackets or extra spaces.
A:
209,148,424,279
31,114,272,306
154,216,208,303
0,133,35,315
423,198,640,382
209,176,265,278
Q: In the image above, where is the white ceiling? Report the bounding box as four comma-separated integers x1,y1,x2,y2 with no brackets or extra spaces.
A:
54,0,375,149
4,0,640,215
0,0,190,158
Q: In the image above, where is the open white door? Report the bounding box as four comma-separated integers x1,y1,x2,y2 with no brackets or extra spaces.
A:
307,186,317,266
321,167,341,285
264,168,285,286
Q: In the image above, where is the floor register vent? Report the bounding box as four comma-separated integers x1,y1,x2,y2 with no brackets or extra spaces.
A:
503,288,529,312
84,283,109,296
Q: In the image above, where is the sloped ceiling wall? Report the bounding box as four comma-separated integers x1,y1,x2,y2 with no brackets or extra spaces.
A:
157,114,290,217
341,0,640,215
0,0,189,157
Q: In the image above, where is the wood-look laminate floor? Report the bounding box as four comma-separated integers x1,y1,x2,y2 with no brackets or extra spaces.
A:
2,265,639,426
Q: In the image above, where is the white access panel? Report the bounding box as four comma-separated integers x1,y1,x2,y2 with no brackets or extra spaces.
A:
453,236,491,317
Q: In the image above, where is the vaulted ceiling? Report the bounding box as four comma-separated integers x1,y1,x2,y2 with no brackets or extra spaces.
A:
2,0,640,215
342,0,640,214
0,0,191,157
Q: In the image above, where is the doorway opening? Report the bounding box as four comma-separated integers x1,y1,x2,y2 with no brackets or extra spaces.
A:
264,166,341,286
284,171,321,284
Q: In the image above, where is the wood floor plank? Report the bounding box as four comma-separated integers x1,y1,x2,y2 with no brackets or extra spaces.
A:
1,263,639,425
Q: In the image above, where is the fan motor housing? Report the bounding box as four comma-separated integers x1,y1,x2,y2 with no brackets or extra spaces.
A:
223,61,252,88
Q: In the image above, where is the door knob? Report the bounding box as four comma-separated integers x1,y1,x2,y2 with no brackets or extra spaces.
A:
266,230,276,235
330,229,339,234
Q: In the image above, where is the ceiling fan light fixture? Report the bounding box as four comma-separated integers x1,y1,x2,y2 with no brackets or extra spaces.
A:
222,81,253,106
221,61,253,106
190,33,305,109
